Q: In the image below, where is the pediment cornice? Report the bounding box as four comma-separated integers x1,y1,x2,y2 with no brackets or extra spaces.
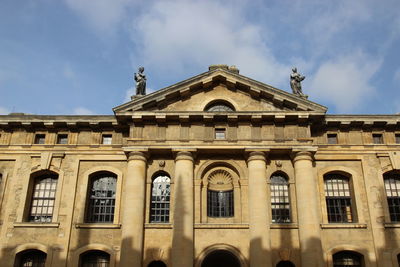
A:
113,68,327,115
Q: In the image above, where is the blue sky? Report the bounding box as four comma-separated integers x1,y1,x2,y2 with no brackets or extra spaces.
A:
0,0,399,115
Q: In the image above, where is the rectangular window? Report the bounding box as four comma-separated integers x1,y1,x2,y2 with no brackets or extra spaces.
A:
215,128,226,140
207,190,234,217
384,176,400,222
373,133,383,144
29,176,58,222
34,134,46,144
327,133,338,144
325,175,354,223
102,134,112,145
56,134,68,144
395,134,400,144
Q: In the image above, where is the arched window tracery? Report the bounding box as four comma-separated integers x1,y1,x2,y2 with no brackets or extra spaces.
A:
207,169,234,217
80,250,110,267
204,101,235,112
333,251,363,267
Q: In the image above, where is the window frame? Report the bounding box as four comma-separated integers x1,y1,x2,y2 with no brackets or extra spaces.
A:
204,100,236,112
15,249,47,267
56,133,69,145
200,165,242,223
85,172,117,224
149,172,171,223
20,171,61,224
372,133,384,144
79,250,110,267
214,128,226,140
34,134,46,145
101,134,113,145
323,172,357,223
332,250,364,267
327,133,338,144
383,172,400,222
270,172,291,223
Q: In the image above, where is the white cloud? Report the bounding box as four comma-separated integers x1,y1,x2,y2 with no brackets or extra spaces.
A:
64,0,138,35
0,106,9,115
73,107,95,115
131,0,289,86
309,51,382,113
124,87,135,102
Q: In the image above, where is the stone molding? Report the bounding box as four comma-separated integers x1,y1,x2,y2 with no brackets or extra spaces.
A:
246,151,267,163
174,151,194,162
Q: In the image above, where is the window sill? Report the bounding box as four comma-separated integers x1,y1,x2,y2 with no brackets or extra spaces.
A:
384,223,400,228
270,223,298,229
195,223,249,229
320,223,367,229
75,223,121,229
145,223,173,229
13,222,60,228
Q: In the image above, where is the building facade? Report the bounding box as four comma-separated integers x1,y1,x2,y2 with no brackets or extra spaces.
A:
0,65,400,267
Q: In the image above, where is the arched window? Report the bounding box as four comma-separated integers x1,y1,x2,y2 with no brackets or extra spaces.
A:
28,173,58,222
80,250,110,267
207,169,234,217
276,261,295,267
383,172,400,222
150,173,171,223
205,101,235,112
270,173,291,223
86,172,117,223
324,173,354,223
333,251,363,267
15,249,47,267
148,261,167,267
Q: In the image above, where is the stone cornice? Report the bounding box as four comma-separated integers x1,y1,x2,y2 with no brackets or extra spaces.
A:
113,68,328,114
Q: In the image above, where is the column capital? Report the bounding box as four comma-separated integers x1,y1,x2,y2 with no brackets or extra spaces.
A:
174,150,195,162
126,151,148,162
291,150,315,163
246,151,267,163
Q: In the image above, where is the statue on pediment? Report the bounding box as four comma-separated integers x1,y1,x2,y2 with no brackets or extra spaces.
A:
290,67,307,98
134,66,146,96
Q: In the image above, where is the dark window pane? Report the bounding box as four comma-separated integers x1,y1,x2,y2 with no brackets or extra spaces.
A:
270,174,291,223
328,134,338,144
324,174,353,223
150,175,171,223
19,250,46,267
205,102,235,112
86,174,116,223
80,251,110,267
395,134,400,144
57,134,68,144
384,174,400,222
373,134,383,144
34,134,45,144
207,190,234,217
333,251,362,267
215,128,226,139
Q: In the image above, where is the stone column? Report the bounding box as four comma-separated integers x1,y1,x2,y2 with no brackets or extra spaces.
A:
292,151,324,267
247,151,271,267
171,151,194,267
120,151,147,267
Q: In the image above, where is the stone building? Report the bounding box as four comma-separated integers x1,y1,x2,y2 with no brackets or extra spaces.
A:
0,65,400,267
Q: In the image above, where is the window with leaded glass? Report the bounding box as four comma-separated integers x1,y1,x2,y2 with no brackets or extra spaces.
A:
16,250,47,267
207,190,234,217
207,169,234,218
333,251,363,267
324,173,354,223
28,174,58,222
86,173,117,223
80,251,110,267
205,101,235,112
150,174,170,223
270,173,291,223
384,173,400,222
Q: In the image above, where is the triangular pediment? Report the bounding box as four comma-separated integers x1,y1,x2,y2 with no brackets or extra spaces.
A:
113,67,327,115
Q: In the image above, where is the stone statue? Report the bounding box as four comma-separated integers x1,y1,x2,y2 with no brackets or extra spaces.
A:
290,67,306,97
134,66,146,96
